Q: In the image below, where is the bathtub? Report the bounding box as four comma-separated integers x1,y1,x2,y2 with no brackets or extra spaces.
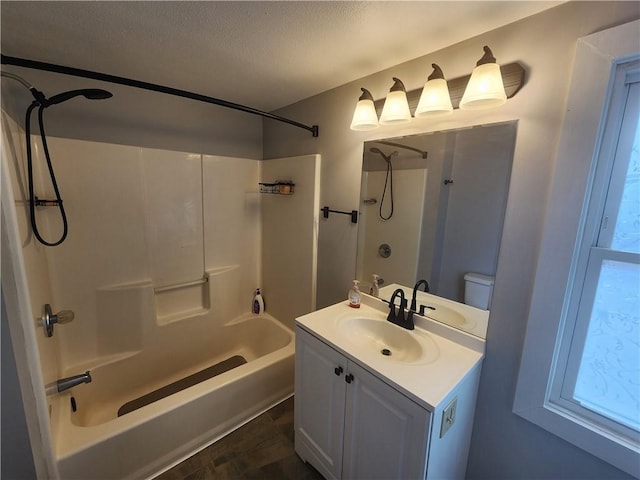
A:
50,312,295,480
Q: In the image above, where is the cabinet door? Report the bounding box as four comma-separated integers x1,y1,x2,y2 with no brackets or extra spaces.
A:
342,361,431,480
294,328,347,480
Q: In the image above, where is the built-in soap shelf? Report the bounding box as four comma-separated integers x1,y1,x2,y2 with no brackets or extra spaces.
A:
95,265,243,352
259,181,295,195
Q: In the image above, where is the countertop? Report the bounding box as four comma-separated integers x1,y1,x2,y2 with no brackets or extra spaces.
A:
295,295,485,411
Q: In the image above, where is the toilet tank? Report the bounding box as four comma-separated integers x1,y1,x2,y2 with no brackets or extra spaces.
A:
464,273,495,310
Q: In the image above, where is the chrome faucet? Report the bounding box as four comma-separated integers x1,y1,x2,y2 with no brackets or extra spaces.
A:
387,288,414,330
46,371,91,395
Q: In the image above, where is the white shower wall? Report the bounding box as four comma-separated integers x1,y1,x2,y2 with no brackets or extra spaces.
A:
261,155,320,330
144,150,204,288
27,138,259,369
4,128,316,372
2,112,61,387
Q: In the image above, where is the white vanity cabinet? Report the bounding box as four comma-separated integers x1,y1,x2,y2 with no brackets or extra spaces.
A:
295,327,431,480
294,327,346,479
294,297,485,480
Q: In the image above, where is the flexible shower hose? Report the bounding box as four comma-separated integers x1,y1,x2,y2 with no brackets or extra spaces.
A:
379,156,394,220
25,101,68,246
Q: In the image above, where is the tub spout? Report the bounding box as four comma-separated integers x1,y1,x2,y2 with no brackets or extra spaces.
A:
47,371,91,395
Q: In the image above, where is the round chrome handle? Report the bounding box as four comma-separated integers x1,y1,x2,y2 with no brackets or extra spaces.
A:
41,304,75,337
378,243,391,258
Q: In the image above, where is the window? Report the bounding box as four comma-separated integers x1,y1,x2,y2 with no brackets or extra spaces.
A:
514,20,640,478
550,69,639,443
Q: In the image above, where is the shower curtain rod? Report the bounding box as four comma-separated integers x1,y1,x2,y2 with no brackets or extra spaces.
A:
1,54,319,137
374,140,428,159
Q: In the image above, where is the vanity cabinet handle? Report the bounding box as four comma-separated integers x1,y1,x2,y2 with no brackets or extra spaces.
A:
345,373,354,384
334,366,343,376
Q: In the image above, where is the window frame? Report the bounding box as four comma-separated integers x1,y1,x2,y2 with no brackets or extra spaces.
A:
514,20,640,478
551,71,640,442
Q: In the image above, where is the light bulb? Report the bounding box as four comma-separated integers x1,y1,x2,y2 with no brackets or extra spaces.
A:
350,88,379,131
380,78,411,125
415,64,453,117
460,46,506,110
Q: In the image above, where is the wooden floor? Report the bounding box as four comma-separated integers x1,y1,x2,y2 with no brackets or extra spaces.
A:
153,396,323,480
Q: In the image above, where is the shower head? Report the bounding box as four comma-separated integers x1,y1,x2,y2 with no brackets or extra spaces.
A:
45,89,112,107
369,147,397,162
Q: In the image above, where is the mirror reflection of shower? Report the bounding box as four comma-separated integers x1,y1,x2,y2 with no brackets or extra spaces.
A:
356,122,517,304
369,147,397,220
358,143,429,287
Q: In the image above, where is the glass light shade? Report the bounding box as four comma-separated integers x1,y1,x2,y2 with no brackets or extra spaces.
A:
415,78,453,117
379,90,411,124
460,63,507,110
350,98,379,131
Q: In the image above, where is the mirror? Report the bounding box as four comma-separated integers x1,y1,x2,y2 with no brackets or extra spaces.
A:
356,121,517,333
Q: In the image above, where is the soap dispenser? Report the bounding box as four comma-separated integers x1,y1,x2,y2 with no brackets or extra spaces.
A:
369,274,380,297
252,288,265,314
348,280,361,308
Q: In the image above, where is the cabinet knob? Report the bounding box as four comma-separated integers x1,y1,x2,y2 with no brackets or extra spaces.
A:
345,373,354,384
334,366,343,376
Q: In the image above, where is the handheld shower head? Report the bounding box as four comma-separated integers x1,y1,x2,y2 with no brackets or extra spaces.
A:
82,89,113,100
369,146,397,220
369,147,397,162
24,86,113,246
45,89,112,106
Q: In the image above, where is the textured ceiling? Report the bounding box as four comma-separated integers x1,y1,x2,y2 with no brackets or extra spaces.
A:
2,1,561,112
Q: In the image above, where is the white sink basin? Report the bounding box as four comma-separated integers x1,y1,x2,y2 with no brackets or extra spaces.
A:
421,304,475,329
377,284,489,338
338,317,439,364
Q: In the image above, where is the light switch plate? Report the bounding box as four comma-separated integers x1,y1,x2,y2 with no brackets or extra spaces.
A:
440,397,457,438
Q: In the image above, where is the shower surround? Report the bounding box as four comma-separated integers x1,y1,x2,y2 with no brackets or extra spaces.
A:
1,112,319,479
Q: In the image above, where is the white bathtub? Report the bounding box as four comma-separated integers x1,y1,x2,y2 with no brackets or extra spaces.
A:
50,312,295,479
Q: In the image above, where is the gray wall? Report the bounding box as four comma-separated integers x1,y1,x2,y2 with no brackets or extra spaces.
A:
263,3,639,479
0,74,264,160
435,124,515,302
1,290,37,480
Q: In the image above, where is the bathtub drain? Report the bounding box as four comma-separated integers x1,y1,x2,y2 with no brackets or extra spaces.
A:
117,355,247,417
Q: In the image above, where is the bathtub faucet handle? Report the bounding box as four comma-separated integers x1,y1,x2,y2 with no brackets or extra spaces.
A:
41,304,75,337
55,310,75,324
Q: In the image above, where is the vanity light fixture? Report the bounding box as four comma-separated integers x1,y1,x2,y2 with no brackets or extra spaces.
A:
350,88,379,131
415,64,453,117
350,45,523,131
459,46,507,110
379,77,412,125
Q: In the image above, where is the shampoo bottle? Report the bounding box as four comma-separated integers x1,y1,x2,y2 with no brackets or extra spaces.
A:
369,274,380,297
348,280,361,308
252,288,265,314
